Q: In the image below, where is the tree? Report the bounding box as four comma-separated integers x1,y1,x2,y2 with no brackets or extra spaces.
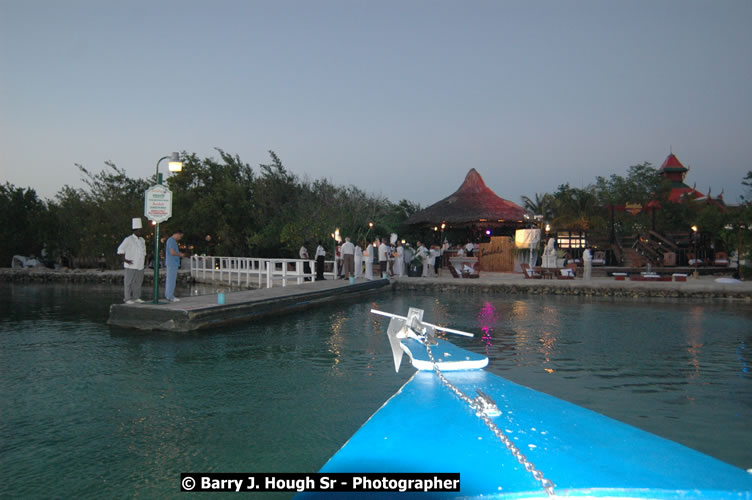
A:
743,171,752,203
167,149,256,256
549,184,605,231
0,183,49,265
3,149,422,266
520,193,554,220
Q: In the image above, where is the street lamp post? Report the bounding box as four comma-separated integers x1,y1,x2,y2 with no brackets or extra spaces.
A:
151,152,182,304
691,225,699,279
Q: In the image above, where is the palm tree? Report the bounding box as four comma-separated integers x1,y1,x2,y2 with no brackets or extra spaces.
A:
520,193,554,220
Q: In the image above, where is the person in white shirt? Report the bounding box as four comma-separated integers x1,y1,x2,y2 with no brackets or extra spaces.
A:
415,241,428,277
335,244,342,278
394,241,405,277
341,237,355,278
465,240,475,257
378,238,389,277
116,218,146,303
354,243,363,278
428,245,440,276
315,242,326,280
583,247,593,281
299,244,311,281
364,241,374,280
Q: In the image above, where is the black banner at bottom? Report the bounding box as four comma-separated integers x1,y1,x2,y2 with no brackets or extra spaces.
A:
180,473,460,493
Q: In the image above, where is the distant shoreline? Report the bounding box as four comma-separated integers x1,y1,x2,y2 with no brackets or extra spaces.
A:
3,268,751,301
0,268,192,285
392,274,752,301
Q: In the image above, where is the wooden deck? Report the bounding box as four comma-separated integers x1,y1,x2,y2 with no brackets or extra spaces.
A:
107,278,390,332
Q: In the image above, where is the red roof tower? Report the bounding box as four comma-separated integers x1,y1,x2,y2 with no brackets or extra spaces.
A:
659,152,703,203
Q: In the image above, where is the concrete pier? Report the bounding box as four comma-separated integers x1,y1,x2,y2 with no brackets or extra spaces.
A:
107,278,390,332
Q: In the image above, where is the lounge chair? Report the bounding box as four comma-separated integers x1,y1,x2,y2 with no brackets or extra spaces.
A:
447,263,479,279
592,251,606,266
521,263,542,279
714,252,729,267
556,263,577,280
687,252,703,266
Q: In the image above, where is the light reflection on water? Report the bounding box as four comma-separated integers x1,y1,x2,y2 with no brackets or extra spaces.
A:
443,292,752,471
1,284,751,499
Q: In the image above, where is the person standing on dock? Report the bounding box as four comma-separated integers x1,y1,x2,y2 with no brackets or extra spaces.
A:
300,244,311,281
116,218,146,303
165,230,185,302
583,247,593,281
354,242,363,279
364,240,374,280
394,241,405,277
416,241,428,277
315,242,326,280
341,237,355,279
378,238,389,278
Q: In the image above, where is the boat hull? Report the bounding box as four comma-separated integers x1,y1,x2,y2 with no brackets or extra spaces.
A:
302,369,752,498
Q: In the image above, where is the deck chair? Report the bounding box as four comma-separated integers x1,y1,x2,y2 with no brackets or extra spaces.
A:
687,252,703,266
448,265,461,278
556,263,577,280
714,252,729,267
592,251,606,266
521,263,542,279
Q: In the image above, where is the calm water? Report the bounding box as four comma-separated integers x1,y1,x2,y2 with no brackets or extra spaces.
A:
1,284,751,498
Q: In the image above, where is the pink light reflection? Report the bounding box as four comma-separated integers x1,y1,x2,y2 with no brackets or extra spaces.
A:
477,301,499,355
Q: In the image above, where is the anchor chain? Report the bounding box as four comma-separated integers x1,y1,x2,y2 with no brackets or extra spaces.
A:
422,340,555,497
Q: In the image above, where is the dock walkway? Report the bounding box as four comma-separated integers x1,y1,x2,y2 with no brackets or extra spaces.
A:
108,278,389,332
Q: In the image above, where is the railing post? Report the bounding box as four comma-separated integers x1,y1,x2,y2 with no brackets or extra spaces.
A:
266,260,272,289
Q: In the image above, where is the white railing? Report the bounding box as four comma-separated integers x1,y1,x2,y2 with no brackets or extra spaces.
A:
190,255,338,288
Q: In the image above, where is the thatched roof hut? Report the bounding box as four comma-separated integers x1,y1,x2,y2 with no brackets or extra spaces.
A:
405,169,525,226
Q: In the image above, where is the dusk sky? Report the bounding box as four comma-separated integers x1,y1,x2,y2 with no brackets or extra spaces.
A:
2,0,751,207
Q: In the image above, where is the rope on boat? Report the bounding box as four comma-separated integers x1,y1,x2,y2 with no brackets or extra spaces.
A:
422,340,556,497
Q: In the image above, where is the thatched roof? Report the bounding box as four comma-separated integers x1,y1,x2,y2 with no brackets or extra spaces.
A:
405,169,525,225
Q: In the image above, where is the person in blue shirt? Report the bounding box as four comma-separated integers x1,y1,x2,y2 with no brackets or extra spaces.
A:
165,229,185,302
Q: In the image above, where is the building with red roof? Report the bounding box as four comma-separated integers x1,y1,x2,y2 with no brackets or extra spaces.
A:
659,152,724,207
405,168,525,227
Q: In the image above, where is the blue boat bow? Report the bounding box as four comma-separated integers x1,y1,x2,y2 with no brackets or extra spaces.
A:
300,308,752,499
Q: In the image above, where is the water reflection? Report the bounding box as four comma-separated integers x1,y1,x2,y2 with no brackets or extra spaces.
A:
738,340,749,376
327,312,346,373
3,284,752,496
477,301,498,355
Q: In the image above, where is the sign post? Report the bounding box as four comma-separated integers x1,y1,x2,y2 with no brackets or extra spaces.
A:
145,184,173,304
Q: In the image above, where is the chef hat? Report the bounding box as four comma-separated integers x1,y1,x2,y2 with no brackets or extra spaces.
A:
132,218,143,229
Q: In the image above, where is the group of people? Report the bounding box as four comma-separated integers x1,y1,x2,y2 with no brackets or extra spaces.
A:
303,238,477,281
116,217,186,303
117,216,479,302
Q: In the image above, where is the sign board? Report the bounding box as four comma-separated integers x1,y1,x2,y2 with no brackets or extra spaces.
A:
514,228,541,249
625,202,643,216
144,184,173,223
